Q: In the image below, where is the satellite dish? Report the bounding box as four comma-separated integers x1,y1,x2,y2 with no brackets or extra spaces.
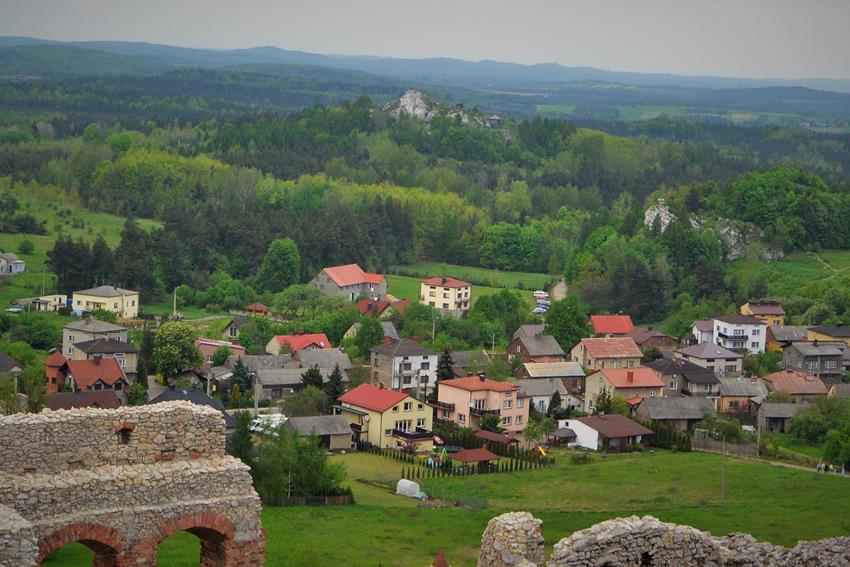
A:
363,415,370,422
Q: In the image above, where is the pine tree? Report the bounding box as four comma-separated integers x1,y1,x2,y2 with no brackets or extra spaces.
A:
436,347,455,381
324,364,346,405
227,411,256,470
548,390,562,416
301,365,324,389
232,358,252,394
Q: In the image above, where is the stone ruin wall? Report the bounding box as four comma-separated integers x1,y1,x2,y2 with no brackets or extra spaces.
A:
0,402,265,567
478,512,850,567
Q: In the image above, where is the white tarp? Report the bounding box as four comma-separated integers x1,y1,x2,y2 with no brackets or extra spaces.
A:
396,479,421,498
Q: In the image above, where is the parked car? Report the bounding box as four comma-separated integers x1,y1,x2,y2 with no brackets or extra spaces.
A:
532,307,547,315
533,290,549,299
536,299,551,307
250,414,287,433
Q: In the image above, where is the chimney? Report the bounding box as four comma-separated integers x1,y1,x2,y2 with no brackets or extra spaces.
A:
85,317,92,325
441,277,447,284
813,339,819,347
378,383,384,389
627,370,634,383
411,336,421,344
93,354,102,366
477,371,486,382
383,336,393,345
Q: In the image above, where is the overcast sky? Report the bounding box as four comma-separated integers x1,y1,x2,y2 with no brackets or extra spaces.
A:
2,0,849,79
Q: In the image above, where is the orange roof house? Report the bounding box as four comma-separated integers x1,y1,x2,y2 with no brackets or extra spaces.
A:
421,277,470,288
65,357,128,393
571,337,643,370
337,383,408,413
584,367,665,414
310,263,387,302
265,333,331,355
245,302,269,316
590,315,635,336
761,370,827,401
356,299,412,318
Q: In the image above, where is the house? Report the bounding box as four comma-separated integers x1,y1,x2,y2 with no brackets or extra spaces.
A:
589,315,634,337
355,299,411,319
343,321,399,343
0,252,25,275
72,285,140,319
486,115,503,128
265,333,331,355
517,361,585,393
473,429,519,446
828,383,850,398
711,315,767,354
570,337,642,370
284,415,352,451
336,383,434,450
691,320,714,344
758,403,804,433
72,338,138,376
245,302,269,316
782,341,847,386
0,352,22,376
717,377,768,416
310,263,386,301
224,315,249,340
291,348,353,375
766,326,810,353
509,334,567,364
515,378,580,414
17,294,67,312
63,319,128,358
761,370,828,402
449,350,493,378
195,338,246,371
625,328,678,354
807,325,850,347
646,357,719,399
255,367,338,401
512,324,545,341
149,384,235,432
435,375,528,434
583,367,665,414
674,343,743,377
370,339,437,393
558,414,653,451
634,397,716,432
47,390,121,411
43,351,67,395
740,301,786,327
65,357,129,396
420,277,472,317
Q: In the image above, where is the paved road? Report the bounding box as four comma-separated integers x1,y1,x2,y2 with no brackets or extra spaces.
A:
551,280,567,301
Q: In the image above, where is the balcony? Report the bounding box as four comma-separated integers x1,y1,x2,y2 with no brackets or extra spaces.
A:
716,332,748,341
392,427,434,442
681,389,715,397
469,405,500,417
432,400,455,411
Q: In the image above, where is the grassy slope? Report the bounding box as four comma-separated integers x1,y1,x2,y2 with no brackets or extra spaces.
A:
387,274,534,306
44,451,850,566
389,263,552,290
727,250,850,299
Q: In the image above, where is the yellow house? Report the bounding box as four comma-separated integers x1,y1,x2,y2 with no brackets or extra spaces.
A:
740,301,785,327
420,277,472,317
806,325,850,347
72,285,140,319
335,383,434,451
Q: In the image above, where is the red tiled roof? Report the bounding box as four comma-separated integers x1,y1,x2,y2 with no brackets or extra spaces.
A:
422,276,471,288
745,302,785,316
272,333,331,351
449,447,500,463
761,370,828,396
338,383,408,413
356,299,390,316
246,302,269,311
474,429,519,444
440,376,518,392
323,264,385,287
590,315,635,334
66,358,126,390
580,337,642,359
593,367,665,389
44,351,67,367
47,390,121,410
624,396,643,406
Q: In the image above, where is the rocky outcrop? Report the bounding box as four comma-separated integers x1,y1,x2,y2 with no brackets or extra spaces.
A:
385,89,496,129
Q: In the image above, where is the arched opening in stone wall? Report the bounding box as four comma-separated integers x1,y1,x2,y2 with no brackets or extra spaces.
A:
146,513,237,567
41,542,95,565
37,522,124,567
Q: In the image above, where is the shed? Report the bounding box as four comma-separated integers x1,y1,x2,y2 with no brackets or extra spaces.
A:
284,415,353,451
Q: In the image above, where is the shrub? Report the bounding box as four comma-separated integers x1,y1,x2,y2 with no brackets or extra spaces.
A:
17,240,34,255
570,452,594,465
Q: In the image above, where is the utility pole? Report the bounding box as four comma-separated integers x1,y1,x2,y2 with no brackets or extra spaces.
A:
172,287,177,319
720,435,726,503
252,372,259,417
431,316,436,341
207,369,213,397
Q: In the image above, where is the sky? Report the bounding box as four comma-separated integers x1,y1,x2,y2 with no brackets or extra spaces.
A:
2,0,849,80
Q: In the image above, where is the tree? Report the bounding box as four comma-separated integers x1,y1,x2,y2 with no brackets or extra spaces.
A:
324,364,346,404
17,239,34,255
764,391,795,404
152,321,203,378
211,346,232,368
18,366,46,413
230,383,242,404
823,422,850,468
136,328,154,389
548,390,562,416
436,347,455,381
255,238,301,293
641,347,662,363
91,309,118,324
480,414,503,433
593,386,613,415
544,294,591,353
354,317,385,357
281,386,329,417
301,365,324,389
227,410,256,470
524,414,556,447
127,382,148,405
0,374,18,415
231,358,253,395
9,314,60,350
112,218,157,294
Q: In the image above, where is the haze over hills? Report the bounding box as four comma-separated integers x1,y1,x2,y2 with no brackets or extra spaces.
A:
2,35,850,94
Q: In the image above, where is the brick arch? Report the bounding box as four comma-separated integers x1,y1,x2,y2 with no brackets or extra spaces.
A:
37,521,124,563
134,512,239,567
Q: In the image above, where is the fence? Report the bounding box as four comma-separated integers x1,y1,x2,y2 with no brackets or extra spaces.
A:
692,438,758,458
360,444,555,478
264,494,355,506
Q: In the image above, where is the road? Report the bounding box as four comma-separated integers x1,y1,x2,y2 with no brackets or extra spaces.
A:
551,280,567,301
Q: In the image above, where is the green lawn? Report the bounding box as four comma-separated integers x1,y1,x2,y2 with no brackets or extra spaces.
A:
43,451,850,566
388,262,553,291
726,250,850,300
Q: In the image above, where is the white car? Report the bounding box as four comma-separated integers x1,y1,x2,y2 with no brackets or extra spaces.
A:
533,291,549,299
250,414,287,433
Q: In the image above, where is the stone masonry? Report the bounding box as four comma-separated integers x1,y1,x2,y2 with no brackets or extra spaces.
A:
0,402,265,566
478,513,850,567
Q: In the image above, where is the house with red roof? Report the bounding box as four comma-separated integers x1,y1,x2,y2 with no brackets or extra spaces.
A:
64,357,129,397
265,332,331,355
310,263,386,302
589,315,635,337
355,299,411,319
583,367,665,413
420,276,472,317
44,351,67,395
195,338,246,371
435,374,528,434
245,302,269,317
570,337,642,370
335,383,434,450
761,369,828,402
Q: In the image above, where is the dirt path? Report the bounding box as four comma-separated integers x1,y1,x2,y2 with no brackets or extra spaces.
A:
809,252,839,273
550,280,567,301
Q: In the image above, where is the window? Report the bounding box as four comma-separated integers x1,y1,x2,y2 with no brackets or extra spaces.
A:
68,334,74,342
420,362,430,370
403,362,412,371
395,419,412,432
669,381,678,391
733,328,744,336
649,390,656,396
458,414,466,423
517,399,524,408
612,359,620,368
724,365,736,373
94,383,103,391
752,329,760,336
503,400,512,409
417,403,423,410
501,416,512,426
384,429,392,436
271,388,282,399
403,376,412,385
729,400,740,409
392,405,399,412
516,345,521,353
627,360,636,368
473,399,485,410
429,291,436,297
441,410,449,419
538,400,545,412
113,382,122,390
806,361,817,372
67,347,74,355
416,418,426,428
442,303,449,309
515,415,523,424
207,356,213,364
403,402,412,412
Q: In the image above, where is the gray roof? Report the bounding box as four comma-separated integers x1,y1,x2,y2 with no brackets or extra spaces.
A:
768,326,809,343
646,358,719,385
256,367,335,387
292,348,353,371
516,335,565,357
791,342,845,357
371,339,434,357
512,324,545,341
74,285,138,297
284,415,352,437
64,319,127,333
714,314,764,326
149,386,234,429
522,361,585,379
228,314,249,329
0,253,23,262
829,383,850,398
718,377,769,398
0,351,22,373
226,354,292,371
637,397,716,421
551,427,576,439
810,325,850,338
693,320,713,332
676,343,742,360
760,402,805,419
347,322,400,341
515,378,568,398
450,350,492,370
74,338,136,355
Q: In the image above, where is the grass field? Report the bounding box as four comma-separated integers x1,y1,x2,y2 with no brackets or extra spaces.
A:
727,250,850,300
388,263,553,291
44,451,850,566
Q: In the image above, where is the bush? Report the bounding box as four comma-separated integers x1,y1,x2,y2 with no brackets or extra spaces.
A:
570,452,594,465
17,239,34,255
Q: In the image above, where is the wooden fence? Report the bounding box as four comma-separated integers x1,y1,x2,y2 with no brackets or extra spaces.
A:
264,494,355,506
692,438,758,458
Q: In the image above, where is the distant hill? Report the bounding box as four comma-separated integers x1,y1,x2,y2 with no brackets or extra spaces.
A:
0,44,172,77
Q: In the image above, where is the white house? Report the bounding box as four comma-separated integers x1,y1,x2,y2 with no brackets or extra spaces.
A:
0,253,25,275
712,315,766,354
558,415,654,451
691,320,713,344
370,339,438,393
